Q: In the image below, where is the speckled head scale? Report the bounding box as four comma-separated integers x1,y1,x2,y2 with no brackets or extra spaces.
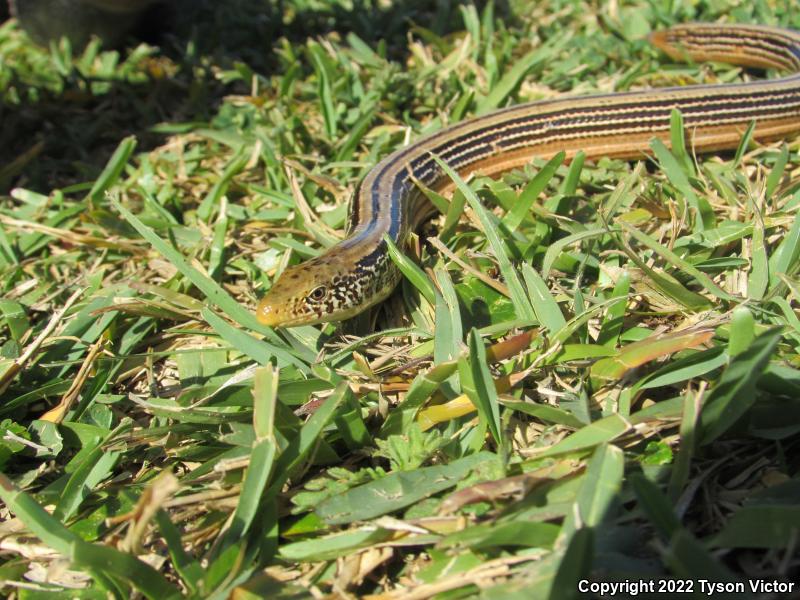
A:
257,240,401,327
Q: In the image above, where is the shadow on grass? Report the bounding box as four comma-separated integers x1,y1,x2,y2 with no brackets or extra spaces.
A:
0,0,513,194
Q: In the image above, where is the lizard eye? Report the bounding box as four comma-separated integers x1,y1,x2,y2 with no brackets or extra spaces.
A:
309,286,327,302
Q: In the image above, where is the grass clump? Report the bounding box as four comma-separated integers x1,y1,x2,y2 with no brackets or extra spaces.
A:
1,0,800,597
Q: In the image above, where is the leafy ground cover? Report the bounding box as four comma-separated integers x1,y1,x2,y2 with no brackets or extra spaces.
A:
1,0,799,597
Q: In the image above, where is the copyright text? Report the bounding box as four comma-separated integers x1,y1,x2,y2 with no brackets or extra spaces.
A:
578,579,796,596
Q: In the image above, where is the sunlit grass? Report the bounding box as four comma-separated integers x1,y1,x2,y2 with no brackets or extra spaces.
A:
1,0,799,597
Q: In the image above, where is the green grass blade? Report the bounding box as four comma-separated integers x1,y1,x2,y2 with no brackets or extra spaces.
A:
202,307,308,371
629,473,681,539
728,306,755,357
214,369,280,557
0,221,19,265
109,196,284,339
71,542,181,599
267,381,349,496
666,530,749,596
433,268,463,378
503,151,564,232
460,328,505,457
208,210,230,281
548,527,593,600
768,208,800,289
637,346,727,391
619,220,734,302
253,365,278,440
0,473,80,553
669,108,694,177
537,414,630,458
765,144,789,199
733,120,757,167
198,147,249,221
700,328,782,445
597,271,629,347
380,360,459,435
54,421,130,520
384,234,436,304
316,452,496,524
280,528,392,562
521,263,567,334
309,44,337,139
748,206,769,300
650,138,713,230
500,399,586,429
154,510,204,595
559,443,624,543
616,239,714,311
219,439,276,551
668,388,701,500
711,506,800,549
87,135,136,204
430,154,535,322
476,37,567,112
560,151,585,196
0,473,178,599
440,188,467,243
592,329,713,384
542,228,612,278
